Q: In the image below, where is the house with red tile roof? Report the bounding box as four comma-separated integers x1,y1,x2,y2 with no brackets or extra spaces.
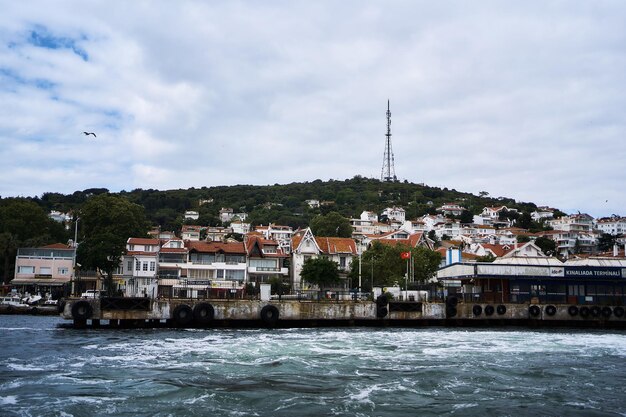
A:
291,228,357,290
366,230,433,250
245,235,289,285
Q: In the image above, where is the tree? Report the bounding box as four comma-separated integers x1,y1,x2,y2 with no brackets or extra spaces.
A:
535,236,557,257
77,194,149,295
459,210,473,224
301,257,341,289
348,241,441,289
516,212,533,230
476,253,496,262
310,212,352,237
597,233,620,252
0,198,69,283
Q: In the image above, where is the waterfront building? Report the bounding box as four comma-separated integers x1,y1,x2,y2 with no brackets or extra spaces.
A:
157,238,188,297
119,238,160,298
290,228,357,290
184,241,247,298
245,235,289,286
12,243,75,297
436,256,626,305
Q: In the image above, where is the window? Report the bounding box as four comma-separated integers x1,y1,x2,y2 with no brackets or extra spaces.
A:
216,270,224,279
150,261,156,272
135,260,140,270
142,262,148,271
128,261,133,271
339,257,346,268
225,270,245,281
250,259,277,269
58,267,69,275
40,267,52,275
18,266,35,274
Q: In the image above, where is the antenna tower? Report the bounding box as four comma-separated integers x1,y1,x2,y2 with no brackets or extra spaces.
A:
381,100,397,182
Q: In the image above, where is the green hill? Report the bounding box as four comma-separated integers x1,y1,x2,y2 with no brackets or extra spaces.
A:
30,176,547,231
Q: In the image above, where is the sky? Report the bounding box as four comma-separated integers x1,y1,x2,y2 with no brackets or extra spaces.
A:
1,1,625,218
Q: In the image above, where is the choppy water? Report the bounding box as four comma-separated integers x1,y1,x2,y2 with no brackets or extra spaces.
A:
0,316,625,416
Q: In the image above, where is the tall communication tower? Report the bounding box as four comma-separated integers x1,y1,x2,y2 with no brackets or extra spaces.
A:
381,100,397,182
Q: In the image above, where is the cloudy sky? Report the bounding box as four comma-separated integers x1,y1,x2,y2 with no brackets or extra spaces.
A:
1,1,624,217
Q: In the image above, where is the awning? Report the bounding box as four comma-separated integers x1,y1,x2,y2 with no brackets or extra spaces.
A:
10,278,70,286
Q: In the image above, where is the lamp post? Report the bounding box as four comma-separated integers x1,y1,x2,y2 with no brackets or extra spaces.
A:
71,217,79,296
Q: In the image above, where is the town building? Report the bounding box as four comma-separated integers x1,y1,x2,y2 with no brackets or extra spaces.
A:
12,243,75,297
290,228,357,290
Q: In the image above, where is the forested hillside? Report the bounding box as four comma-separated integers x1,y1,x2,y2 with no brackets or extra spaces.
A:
25,176,544,231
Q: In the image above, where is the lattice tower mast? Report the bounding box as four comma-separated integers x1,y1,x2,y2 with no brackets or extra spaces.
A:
381,100,397,182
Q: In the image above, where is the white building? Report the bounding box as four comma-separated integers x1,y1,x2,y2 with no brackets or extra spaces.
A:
595,216,626,235
121,238,160,298
291,228,357,290
184,211,199,220
436,203,466,216
381,207,406,223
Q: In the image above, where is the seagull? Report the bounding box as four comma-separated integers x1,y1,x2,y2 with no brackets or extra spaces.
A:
83,131,97,138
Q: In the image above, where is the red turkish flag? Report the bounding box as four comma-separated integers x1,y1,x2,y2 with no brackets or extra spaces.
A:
400,251,411,260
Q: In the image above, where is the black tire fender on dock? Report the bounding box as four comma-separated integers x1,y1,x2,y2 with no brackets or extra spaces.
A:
31,307,38,315
71,300,93,320
484,305,495,316
590,306,601,317
601,307,612,318
472,305,482,316
446,306,457,318
496,304,507,315
377,306,389,318
579,306,590,318
193,303,215,324
6,305,13,313
57,299,66,314
568,305,579,316
260,304,280,325
545,305,557,316
614,306,625,318
172,304,193,326
529,305,541,317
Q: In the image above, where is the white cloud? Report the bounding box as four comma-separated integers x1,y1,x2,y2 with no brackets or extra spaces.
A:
0,1,625,217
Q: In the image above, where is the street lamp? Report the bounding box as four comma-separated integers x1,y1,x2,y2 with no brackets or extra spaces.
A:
71,217,79,296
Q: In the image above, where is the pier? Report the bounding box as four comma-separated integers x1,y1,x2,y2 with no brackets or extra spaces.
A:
59,296,626,329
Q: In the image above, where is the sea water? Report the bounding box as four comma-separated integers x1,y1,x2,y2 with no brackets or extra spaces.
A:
0,315,625,416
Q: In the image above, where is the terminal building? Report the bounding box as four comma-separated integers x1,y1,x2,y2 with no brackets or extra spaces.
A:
436,256,626,306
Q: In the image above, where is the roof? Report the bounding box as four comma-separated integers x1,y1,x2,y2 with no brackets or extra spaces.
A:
493,256,563,266
41,243,72,249
316,237,357,255
480,243,516,257
245,235,287,258
128,238,160,245
186,241,246,254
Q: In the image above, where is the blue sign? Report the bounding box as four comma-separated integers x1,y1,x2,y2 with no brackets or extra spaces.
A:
564,267,625,279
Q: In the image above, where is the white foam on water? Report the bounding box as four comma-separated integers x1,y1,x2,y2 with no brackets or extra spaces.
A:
452,402,479,409
183,393,214,404
7,363,46,371
0,395,18,405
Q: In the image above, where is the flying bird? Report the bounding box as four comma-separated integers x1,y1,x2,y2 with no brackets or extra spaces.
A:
83,131,97,138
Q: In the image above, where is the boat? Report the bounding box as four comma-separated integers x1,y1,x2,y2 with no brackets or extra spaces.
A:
0,295,32,313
